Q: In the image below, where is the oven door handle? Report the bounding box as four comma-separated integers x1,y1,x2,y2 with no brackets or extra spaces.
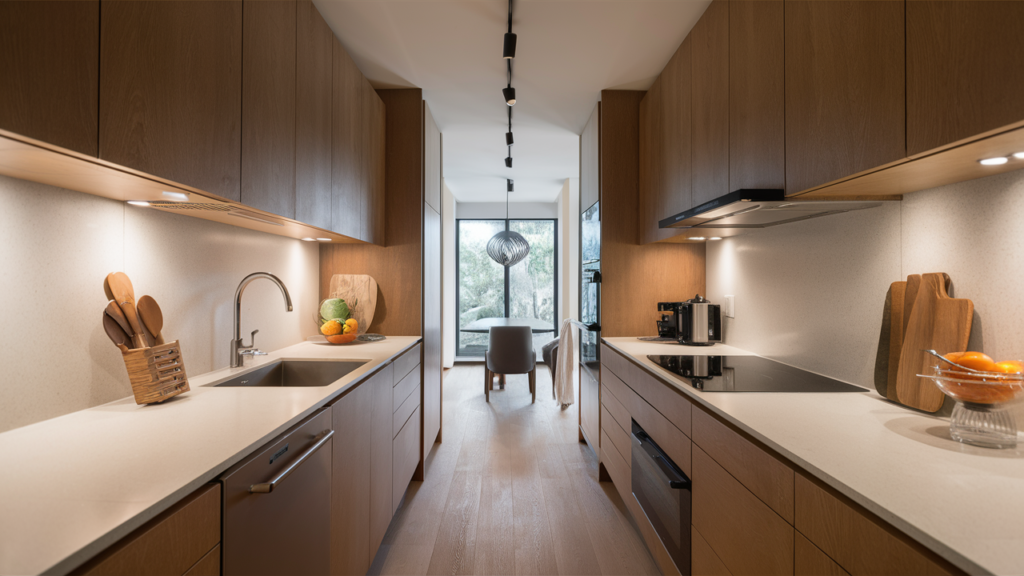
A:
635,431,691,490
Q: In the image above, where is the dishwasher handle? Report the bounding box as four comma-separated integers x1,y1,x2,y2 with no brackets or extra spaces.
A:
633,426,691,490
250,429,334,494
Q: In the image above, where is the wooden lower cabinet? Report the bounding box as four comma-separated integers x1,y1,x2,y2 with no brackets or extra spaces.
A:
393,405,421,511
795,532,848,576
692,527,731,576
369,364,394,561
580,366,600,452
76,484,221,576
329,374,373,576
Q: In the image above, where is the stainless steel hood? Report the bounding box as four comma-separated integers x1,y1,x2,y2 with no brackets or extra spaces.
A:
658,189,884,232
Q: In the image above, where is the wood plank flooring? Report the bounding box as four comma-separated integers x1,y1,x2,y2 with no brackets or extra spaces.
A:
370,364,659,576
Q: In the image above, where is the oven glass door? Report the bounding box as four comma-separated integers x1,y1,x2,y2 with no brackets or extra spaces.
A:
631,419,691,575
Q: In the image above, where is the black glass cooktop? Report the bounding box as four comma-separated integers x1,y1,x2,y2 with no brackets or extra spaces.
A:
647,355,866,393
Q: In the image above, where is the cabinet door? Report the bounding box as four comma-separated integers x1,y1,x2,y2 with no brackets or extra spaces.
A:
330,381,372,576
580,368,601,452
362,79,386,245
369,364,394,562
729,0,784,191
100,0,243,201
785,0,905,194
332,37,363,240
660,37,692,236
295,0,333,230
638,81,660,244
241,0,296,218
690,0,729,206
423,203,442,458
907,1,1024,155
0,1,98,156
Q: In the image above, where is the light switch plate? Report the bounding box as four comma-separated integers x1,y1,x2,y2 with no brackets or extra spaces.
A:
724,295,735,318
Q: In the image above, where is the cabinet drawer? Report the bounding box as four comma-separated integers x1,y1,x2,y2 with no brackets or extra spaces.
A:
393,343,421,385
692,406,794,523
79,484,221,576
599,427,632,514
795,532,847,576
600,370,630,431
693,446,793,576
183,544,220,576
692,526,731,576
393,380,420,439
795,474,959,576
600,404,631,467
393,364,421,412
393,405,421,512
602,343,692,437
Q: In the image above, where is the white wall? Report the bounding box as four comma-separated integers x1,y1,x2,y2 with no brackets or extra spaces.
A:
559,178,580,325
707,169,1024,399
442,181,457,368
456,201,559,219
0,175,320,433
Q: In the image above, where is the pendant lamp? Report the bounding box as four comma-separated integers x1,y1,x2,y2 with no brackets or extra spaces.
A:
487,180,530,267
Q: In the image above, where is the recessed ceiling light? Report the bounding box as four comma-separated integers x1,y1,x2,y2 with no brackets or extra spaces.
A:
127,200,150,207
708,237,722,241
979,157,1009,166
301,237,317,242
161,191,190,202
316,238,332,242
689,236,706,241
1014,152,1024,159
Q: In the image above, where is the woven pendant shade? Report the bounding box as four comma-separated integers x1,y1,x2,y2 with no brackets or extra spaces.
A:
487,230,530,267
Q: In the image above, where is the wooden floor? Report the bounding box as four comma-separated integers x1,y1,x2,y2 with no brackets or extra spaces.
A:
370,364,659,576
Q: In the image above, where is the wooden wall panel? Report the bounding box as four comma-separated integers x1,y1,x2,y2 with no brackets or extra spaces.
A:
0,1,99,157
295,0,333,230
332,37,362,240
907,1,1024,155
241,0,296,218
785,0,905,195
580,103,600,213
100,0,243,201
638,81,659,245
691,0,730,206
320,89,424,336
729,0,785,191
601,90,705,338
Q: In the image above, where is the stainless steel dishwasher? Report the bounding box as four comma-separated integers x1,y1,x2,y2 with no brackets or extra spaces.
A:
220,408,334,576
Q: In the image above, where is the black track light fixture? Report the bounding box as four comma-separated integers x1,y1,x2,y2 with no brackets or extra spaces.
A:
507,179,514,192
503,0,516,58
505,156,513,168
503,86,516,106
505,132,514,146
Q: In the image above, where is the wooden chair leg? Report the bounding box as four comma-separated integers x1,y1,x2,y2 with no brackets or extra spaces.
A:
499,373,505,389
529,368,536,404
485,367,490,402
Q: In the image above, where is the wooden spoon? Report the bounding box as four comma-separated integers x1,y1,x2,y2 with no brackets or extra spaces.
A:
104,301,132,340
105,272,146,349
102,312,131,353
137,295,165,346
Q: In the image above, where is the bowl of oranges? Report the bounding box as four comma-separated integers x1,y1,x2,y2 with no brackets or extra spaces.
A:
920,351,1024,449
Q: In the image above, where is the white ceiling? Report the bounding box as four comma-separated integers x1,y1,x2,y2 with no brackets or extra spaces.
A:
314,0,711,203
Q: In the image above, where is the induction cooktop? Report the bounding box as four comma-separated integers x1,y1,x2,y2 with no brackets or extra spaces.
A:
647,355,866,393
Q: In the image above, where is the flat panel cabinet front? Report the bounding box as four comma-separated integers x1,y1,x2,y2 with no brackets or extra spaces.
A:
580,367,600,453
784,0,905,195
332,37,363,241
241,0,297,218
907,0,1024,155
329,378,373,576
369,364,394,561
295,0,334,230
0,1,99,156
100,0,243,201
690,0,730,207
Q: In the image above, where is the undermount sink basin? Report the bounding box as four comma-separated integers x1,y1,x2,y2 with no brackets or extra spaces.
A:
212,360,367,388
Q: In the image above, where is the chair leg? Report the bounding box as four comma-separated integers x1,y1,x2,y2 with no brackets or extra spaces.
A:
485,367,490,402
499,373,505,389
529,368,536,404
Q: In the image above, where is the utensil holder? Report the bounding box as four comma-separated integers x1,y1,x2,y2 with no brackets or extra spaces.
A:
121,340,189,405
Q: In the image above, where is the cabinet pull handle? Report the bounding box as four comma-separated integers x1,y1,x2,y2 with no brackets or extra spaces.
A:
635,430,691,490
250,429,334,494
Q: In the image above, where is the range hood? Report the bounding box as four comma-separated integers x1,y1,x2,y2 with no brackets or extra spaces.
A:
659,189,884,232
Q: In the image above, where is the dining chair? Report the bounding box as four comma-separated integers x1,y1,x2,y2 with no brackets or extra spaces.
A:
485,326,536,403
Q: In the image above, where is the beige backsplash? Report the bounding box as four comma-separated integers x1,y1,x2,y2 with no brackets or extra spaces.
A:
0,175,319,433
707,168,1024,423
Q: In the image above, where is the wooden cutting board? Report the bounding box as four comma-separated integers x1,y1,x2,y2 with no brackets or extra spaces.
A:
328,274,378,334
895,273,973,412
881,279,908,402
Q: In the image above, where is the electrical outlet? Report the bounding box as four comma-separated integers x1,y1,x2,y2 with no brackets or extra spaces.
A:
724,295,735,318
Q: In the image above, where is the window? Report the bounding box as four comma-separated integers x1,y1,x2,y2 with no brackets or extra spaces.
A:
457,218,558,357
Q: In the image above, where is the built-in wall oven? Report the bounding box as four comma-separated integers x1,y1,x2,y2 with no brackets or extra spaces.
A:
631,419,691,575
580,200,601,380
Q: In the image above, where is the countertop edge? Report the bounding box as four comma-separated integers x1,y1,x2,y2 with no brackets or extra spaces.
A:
600,338,987,576
42,337,422,576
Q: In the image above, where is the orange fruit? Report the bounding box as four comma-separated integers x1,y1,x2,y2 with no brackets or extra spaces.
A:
943,351,997,373
994,360,1024,374
320,320,343,336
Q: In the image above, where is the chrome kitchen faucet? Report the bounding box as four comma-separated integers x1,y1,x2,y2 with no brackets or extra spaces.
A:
231,272,293,368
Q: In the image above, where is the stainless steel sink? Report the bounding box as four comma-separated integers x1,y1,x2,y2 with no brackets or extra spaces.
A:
212,360,367,388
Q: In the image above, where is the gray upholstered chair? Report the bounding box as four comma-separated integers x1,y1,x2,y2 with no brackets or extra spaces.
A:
485,326,537,403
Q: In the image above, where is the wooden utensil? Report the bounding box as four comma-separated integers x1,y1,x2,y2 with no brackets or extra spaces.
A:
328,274,378,334
896,273,973,412
106,272,146,349
102,312,131,352
104,301,133,343
137,295,165,346
884,280,908,402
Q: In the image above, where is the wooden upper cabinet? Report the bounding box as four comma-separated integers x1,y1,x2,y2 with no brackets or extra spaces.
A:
638,83,658,245
729,0,785,191
784,0,905,195
100,1,243,201
332,37,363,240
241,0,296,219
0,1,98,156
907,1,1024,156
295,0,333,230
691,0,729,207
362,78,386,245
580,103,600,213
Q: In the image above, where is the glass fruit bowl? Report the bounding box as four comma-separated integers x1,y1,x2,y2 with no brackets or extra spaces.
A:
920,364,1024,449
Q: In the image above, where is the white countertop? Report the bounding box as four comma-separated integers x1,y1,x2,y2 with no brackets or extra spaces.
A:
603,337,1024,576
0,337,421,576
